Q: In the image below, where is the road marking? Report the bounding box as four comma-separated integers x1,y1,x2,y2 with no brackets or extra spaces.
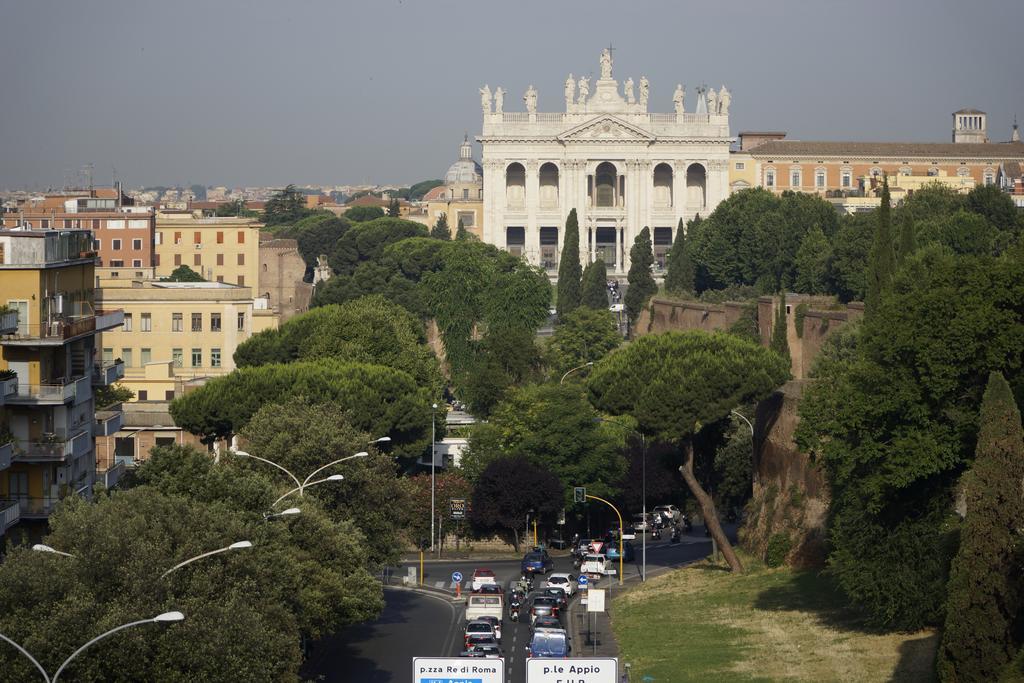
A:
434,580,445,589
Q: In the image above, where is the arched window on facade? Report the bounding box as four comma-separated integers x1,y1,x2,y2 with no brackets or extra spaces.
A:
594,162,618,207
506,163,526,208
539,163,559,208
653,163,673,207
686,163,706,208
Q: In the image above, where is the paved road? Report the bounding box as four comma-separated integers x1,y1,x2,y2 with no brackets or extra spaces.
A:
305,527,732,682
302,587,462,682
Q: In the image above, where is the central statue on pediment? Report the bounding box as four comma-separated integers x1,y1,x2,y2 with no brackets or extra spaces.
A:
600,48,613,80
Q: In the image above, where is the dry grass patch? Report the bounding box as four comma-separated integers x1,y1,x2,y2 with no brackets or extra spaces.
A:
612,554,937,682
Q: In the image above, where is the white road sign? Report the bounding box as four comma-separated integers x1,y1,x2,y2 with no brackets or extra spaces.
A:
413,657,504,683
587,588,606,612
526,658,617,683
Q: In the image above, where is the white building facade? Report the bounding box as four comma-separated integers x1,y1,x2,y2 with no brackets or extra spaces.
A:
479,50,734,276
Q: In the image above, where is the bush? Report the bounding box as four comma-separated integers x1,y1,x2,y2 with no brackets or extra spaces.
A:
766,533,792,567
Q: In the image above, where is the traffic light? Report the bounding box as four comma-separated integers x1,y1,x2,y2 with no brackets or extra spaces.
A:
574,487,586,503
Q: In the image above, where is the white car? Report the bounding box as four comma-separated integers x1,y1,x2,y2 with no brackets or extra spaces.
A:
471,568,497,592
545,573,577,597
653,504,681,524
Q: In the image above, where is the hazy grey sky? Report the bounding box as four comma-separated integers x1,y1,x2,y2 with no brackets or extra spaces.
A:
2,0,1021,189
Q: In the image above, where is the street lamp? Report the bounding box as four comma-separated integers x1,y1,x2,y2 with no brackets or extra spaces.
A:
263,507,301,521
234,448,369,503
595,417,648,581
431,402,438,554
731,409,754,437
160,540,252,579
32,544,75,558
560,361,593,385
0,611,185,683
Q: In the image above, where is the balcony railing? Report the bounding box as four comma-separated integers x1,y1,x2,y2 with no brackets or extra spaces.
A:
92,359,125,386
0,499,19,532
18,497,59,518
14,428,91,462
0,441,12,470
7,375,82,404
101,461,126,489
94,309,125,332
95,406,123,437
0,310,123,344
0,310,17,334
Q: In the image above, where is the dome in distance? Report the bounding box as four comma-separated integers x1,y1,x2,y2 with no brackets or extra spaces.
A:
445,158,483,185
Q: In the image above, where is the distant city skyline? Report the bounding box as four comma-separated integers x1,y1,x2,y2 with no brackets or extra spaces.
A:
1,0,1021,189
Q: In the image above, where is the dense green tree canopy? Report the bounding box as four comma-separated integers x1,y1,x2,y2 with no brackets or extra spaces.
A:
557,209,583,317
664,218,696,297
463,383,627,505
271,213,350,268
329,217,429,276
825,211,874,302
470,456,563,552
624,227,657,326
263,184,312,226
408,179,443,200
580,259,609,310
164,265,204,282
430,213,451,240
344,205,385,222
796,244,1024,629
239,397,406,567
233,295,443,395
546,307,622,378
793,225,832,294
937,372,1024,681
170,360,432,458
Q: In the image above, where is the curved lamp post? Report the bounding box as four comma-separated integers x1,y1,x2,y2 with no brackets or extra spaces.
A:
31,544,75,558
594,417,648,581
263,507,301,521
560,361,593,385
272,474,344,508
0,611,185,683
160,541,252,580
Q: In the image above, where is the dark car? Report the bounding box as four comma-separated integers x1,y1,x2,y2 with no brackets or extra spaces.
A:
464,634,498,652
542,586,568,611
606,541,635,563
476,583,503,595
531,596,560,623
532,615,562,632
461,644,501,658
521,549,553,575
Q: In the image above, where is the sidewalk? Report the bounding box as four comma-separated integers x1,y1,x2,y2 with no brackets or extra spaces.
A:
568,580,621,660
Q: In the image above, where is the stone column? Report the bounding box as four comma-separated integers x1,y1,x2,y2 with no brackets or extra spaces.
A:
526,160,540,266
616,223,624,274
673,161,686,225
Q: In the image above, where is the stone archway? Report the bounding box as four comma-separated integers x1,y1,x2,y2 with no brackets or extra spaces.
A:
686,163,707,209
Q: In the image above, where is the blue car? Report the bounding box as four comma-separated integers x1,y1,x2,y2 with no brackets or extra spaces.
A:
521,549,553,575
606,541,635,563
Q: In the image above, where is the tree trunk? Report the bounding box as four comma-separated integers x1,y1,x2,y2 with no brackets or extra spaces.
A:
678,440,744,573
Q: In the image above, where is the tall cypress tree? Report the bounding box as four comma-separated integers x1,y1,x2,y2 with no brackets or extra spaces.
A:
557,209,583,318
455,217,471,240
387,198,401,217
937,372,1024,682
865,176,895,313
624,227,657,327
896,208,916,263
769,292,791,362
430,213,451,240
664,218,695,296
581,259,609,309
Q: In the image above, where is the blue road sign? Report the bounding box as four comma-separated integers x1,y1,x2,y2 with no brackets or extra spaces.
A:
577,574,589,587
452,571,463,583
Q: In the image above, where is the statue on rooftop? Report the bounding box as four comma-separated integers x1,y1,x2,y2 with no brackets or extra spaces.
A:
707,88,718,115
479,84,492,115
600,47,613,79
718,85,731,116
673,84,685,114
578,77,590,104
639,76,649,107
624,77,635,104
494,87,505,114
524,85,538,114
565,74,575,107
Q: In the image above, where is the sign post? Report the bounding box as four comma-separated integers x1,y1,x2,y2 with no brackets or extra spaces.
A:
414,657,504,683
526,658,617,683
450,498,467,520
452,571,463,598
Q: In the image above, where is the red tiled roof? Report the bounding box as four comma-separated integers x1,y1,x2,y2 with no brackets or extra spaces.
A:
750,140,1024,160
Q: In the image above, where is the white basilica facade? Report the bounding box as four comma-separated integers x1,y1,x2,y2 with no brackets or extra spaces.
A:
478,50,733,276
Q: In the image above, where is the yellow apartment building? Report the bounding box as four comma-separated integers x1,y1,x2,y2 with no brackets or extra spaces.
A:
0,228,125,534
96,280,277,402
154,214,262,287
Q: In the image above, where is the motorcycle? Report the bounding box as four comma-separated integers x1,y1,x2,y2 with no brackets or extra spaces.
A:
509,601,521,622
670,526,681,544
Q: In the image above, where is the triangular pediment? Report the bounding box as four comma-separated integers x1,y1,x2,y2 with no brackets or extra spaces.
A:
558,115,655,143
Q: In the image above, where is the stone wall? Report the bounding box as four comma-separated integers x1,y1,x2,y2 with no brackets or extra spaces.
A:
636,297,747,336
257,238,313,323
739,379,830,568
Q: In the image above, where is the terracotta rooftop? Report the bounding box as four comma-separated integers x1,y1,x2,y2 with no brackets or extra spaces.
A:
750,140,1024,160
422,186,447,201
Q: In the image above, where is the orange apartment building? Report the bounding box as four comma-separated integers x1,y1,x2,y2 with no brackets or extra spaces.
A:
743,110,1024,196
1,187,156,271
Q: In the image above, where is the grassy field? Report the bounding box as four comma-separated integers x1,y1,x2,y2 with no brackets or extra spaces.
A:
611,554,937,682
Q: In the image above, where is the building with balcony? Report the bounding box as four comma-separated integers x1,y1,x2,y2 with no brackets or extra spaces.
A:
1,186,156,270
0,228,124,531
154,214,262,287
95,280,278,402
479,50,733,277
